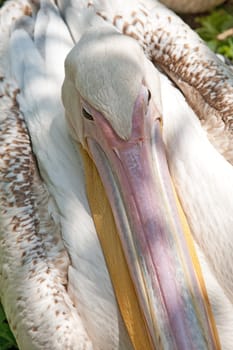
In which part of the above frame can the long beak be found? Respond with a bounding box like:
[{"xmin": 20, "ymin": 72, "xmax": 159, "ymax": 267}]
[{"xmin": 81, "ymin": 86, "xmax": 220, "ymax": 349}]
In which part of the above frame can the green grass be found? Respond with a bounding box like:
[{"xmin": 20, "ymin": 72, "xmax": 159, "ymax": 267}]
[
  {"xmin": 0, "ymin": 305, "xmax": 18, "ymax": 350},
  {"xmin": 196, "ymin": 7, "xmax": 233, "ymax": 60}
]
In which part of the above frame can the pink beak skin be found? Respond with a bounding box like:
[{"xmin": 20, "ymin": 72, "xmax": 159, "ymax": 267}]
[{"xmin": 81, "ymin": 85, "xmax": 218, "ymax": 349}]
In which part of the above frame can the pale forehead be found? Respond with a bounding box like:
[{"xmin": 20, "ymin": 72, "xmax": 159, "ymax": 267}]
[{"xmin": 65, "ymin": 26, "xmax": 145, "ymax": 139}]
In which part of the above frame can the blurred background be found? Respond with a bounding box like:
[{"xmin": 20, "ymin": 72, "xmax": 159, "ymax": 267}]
[{"xmin": 181, "ymin": 0, "xmax": 233, "ymax": 61}]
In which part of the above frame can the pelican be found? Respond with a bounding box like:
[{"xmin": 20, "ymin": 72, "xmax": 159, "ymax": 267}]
[
  {"xmin": 159, "ymin": 0, "xmax": 226, "ymax": 13},
  {"xmin": 1, "ymin": 0, "xmax": 233, "ymax": 349}
]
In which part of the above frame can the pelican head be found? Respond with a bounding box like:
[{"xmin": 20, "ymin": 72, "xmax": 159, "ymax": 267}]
[
  {"xmin": 62, "ymin": 26, "xmax": 220, "ymax": 349},
  {"xmin": 62, "ymin": 26, "xmax": 162, "ymax": 144}
]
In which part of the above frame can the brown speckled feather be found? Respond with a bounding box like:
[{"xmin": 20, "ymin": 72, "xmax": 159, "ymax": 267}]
[
  {"xmin": 0, "ymin": 2, "xmax": 93, "ymax": 348},
  {"xmin": 0, "ymin": 1, "xmax": 134, "ymax": 349},
  {"xmin": 95, "ymin": 1, "xmax": 233, "ymax": 163},
  {"xmin": 0, "ymin": 76, "xmax": 92, "ymax": 350}
]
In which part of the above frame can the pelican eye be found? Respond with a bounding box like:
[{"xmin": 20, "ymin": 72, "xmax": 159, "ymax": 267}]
[
  {"xmin": 147, "ymin": 89, "xmax": 151, "ymax": 104},
  {"xmin": 82, "ymin": 107, "xmax": 93, "ymax": 121}
]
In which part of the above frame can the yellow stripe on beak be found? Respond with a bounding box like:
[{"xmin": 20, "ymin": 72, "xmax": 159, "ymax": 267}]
[{"xmin": 80, "ymin": 147, "xmax": 154, "ymax": 350}]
